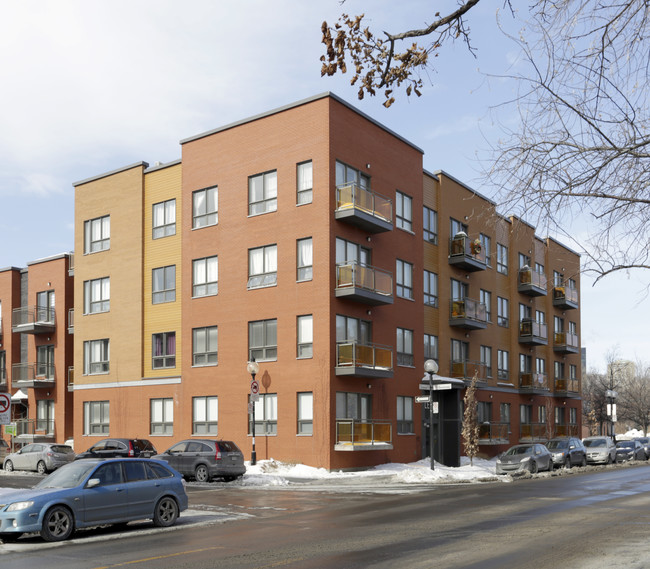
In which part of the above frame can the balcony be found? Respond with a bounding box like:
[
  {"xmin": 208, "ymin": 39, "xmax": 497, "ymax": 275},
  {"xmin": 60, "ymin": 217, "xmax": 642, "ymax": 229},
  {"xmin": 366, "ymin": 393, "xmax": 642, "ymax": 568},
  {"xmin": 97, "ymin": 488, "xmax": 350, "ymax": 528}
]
[
  {"xmin": 67, "ymin": 366, "xmax": 74, "ymax": 392},
  {"xmin": 335, "ymin": 342, "xmax": 393, "ymax": 378},
  {"xmin": 519, "ymin": 372, "xmax": 550, "ymax": 393},
  {"xmin": 335, "ymin": 419, "xmax": 393, "ymax": 450},
  {"xmin": 12, "ymin": 306, "xmax": 55, "ymax": 334},
  {"xmin": 448, "ymin": 233, "xmax": 487, "ymax": 271},
  {"xmin": 517, "ymin": 267, "xmax": 548, "ymax": 296},
  {"xmin": 335, "ymin": 262, "xmax": 393, "ymax": 305},
  {"xmin": 553, "ymin": 331, "xmax": 580, "ymax": 354},
  {"xmin": 13, "ymin": 418, "xmax": 55, "ymax": 442},
  {"xmin": 68, "ymin": 308, "xmax": 74, "ymax": 334},
  {"xmin": 520, "ymin": 423, "xmax": 548, "ymax": 442},
  {"xmin": 554, "ymin": 424, "xmax": 580, "ymax": 437},
  {"xmin": 518, "ymin": 318, "xmax": 548, "ymax": 345},
  {"xmin": 335, "ymin": 183, "xmax": 393, "ymax": 233},
  {"xmin": 449, "ymin": 298, "xmax": 488, "ymax": 330},
  {"xmin": 12, "ymin": 363, "xmax": 55, "ymax": 388},
  {"xmin": 450, "ymin": 359, "xmax": 486, "ymax": 380},
  {"xmin": 554, "ymin": 378, "xmax": 580, "ymax": 395},
  {"xmin": 478, "ymin": 422, "xmax": 510, "ymax": 444},
  {"xmin": 553, "ymin": 285, "xmax": 579, "ymax": 309}
]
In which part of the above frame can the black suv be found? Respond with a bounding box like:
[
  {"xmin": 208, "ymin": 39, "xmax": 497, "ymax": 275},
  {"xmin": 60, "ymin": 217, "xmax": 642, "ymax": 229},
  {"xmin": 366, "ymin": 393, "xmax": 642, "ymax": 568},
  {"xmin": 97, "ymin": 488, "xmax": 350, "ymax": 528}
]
[
  {"xmin": 545, "ymin": 437, "xmax": 587, "ymax": 468},
  {"xmin": 75, "ymin": 438, "xmax": 157, "ymax": 460}
]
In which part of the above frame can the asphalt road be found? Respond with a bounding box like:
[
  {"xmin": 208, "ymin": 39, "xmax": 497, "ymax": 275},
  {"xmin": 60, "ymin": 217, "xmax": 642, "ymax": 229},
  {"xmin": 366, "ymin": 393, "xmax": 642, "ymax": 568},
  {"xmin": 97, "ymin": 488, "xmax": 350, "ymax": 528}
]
[{"xmin": 2, "ymin": 464, "xmax": 650, "ymax": 568}]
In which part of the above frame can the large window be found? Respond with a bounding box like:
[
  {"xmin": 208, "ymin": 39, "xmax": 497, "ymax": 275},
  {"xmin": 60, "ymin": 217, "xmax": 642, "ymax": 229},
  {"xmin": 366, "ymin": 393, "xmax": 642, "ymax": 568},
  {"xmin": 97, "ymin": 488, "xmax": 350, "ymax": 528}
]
[
  {"xmin": 497, "ymin": 296, "xmax": 509, "ymax": 327},
  {"xmin": 248, "ymin": 245, "xmax": 277, "ymax": 289},
  {"xmin": 423, "ymin": 207, "xmax": 438, "ymax": 244},
  {"xmin": 152, "ymin": 265, "xmax": 176, "ymax": 304},
  {"xmin": 36, "ymin": 345, "xmax": 54, "ymax": 378},
  {"xmin": 152, "ymin": 199, "xmax": 176, "ymax": 239},
  {"xmin": 396, "ymin": 259, "xmax": 414, "ymax": 300},
  {"xmin": 500, "ymin": 403, "xmax": 511, "ymax": 425},
  {"xmin": 397, "ymin": 396, "xmax": 414, "ymax": 434},
  {"xmin": 336, "ymin": 237, "xmax": 370, "ymax": 265},
  {"xmin": 480, "ymin": 345, "xmax": 492, "ymax": 378},
  {"xmin": 84, "ymin": 277, "xmax": 110, "ymax": 314},
  {"xmin": 84, "ymin": 401, "xmax": 109, "ymax": 435},
  {"xmin": 396, "ymin": 328, "xmax": 414, "ymax": 367},
  {"xmin": 249, "ymin": 319, "xmax": 277, "ymax": 362},
  {"xmin": 336, "ymin": 160, "xmax": 370, "ymax": 188},
  {"xmin": 480, "ymin": 233, "xmax": 492, "ymax": 266},
  {"xmin": 497, "ymin": 350, "xmax": 509, "ymax": 380},
  {"xmin": 336, "ymin": 315, "xmax": 371, "ymax": 344},
  {"xmin": 249, "ymin": 170, "xmax": 277, "ymax": 216},
  {"xmin": 84, "ymin": 215, "xmax": 110, "ymax": 254},
  {"xmin": 193, "ymin": 396, "xmax": 218, "ymax": 435},
  {"xmin": 193, "ymin": 326, "xmax": 218, "ymax": 366},
  {"xmin": 297, "ymin": 392, "xmax": 313, "ymax": 435},
  {"xmin": 297, "ymin": 161, "xmax": 313, "ymax": 205},
  {"xmin": 193, "ymin": 186, "xmax": 218, "ymax": 228},
  {"xmin": 395, "ymin": 191, "xmax": 413, "ymax": 231},
  {"xmin": 297, "ymin": 238, "xmax": 313, "ymax": 281},
  {"xmin": 83, "ymin": 339, "xmax": 109, "ymax": 375},
  {"xmin": 250, "ymin": 393, "xmax": 277, "ymax": 435},
  {"xmin": 36, "ymin": 400, "xmax": 54, "ymax": 433},
  {"xmin": 480, "ymin": 289, "xmax": 491, "ymax": 321},
  {"xmin": 336, "ymin": 391, "xmax": 372, "ymax": 420},
  {"xmin": 477, "ymin": 401, "xmax": 492, "ymax": 424},
  {"xmin": 424, "ymin": 334, "xmax": 438, "ymax": 362},
  {"xmin": 496, "ymin": 243, "xmax": 508, "ymax": 274},
  {"xmin": 152, "ymin": 332, "xmax": 176, "ymax": 369},
  {"xmin": 424, "ymin": 270, "xmax": 438, "ymax": 307},
  {"xmin": 150, "ymin": 398, "xmax": 173, "ymax": 435},
  {"xmin": 193, "ymin": 256, "xmax": 218, "ymax": 297},
  {"xmin": 297, "ymin": 315, "xmax": 313, "ymax": 359}
]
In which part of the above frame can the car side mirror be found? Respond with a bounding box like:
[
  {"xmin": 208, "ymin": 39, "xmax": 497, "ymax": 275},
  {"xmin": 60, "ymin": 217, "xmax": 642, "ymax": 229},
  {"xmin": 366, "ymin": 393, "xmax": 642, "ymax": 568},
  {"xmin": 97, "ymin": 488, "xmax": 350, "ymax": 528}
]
[{"xmin": 87, "ymin": 478, "xmax": 100, "ymax": 488}]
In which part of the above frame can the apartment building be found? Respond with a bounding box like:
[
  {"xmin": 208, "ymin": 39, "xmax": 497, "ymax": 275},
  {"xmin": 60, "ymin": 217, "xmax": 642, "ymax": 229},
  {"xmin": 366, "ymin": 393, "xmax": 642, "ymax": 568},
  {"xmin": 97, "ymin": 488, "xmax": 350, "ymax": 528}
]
[{"xmin": 68, "ymin": 92, "xmax": 581, "ymax": 470}]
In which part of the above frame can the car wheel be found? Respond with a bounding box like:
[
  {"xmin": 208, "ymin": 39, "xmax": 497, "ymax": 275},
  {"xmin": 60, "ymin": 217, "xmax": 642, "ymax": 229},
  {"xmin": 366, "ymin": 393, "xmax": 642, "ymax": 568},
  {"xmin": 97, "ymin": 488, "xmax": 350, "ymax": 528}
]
[
  {"xmin": 0, "ymin": 532, "xmax": 23, "ymax": 543},
  {"xmin": 565, "ymin": 458, "xmax": 571, "ymax": 469},
  {"xmin": 194, "ymin": 464, "xmax": 210, "ymax": 483},
  {"xmin": 607, "ymin": 455, "xmax": 613, "ymax": 465},
  {"xmin": 4, "ymin": 460, "xmax": 14, "ymax": 472},
  {"xmin": 153, "ymin": 497, "xmax": 179, "ymax": 527},
  {"xmin": 37, "ymin": 460, "xmax": 48, "ymax": 475},
  {"xmin": 40, "ymin": 506, "xmax": 74, "ymax": 542},
  {"xmin": 529, "ymin": 461, "xmax": 538, "ymax": 474},
  {"xmin": 581, "ymin": 456, "xmax": 587, "ymax": 468}
]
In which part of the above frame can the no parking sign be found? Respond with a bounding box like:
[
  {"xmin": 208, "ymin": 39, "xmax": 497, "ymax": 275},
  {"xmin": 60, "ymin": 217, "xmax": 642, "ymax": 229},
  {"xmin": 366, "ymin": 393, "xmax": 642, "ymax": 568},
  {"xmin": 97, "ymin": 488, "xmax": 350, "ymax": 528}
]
[{"xmin": 0, "ymin": 392, "xmax": 10, "ymax": 424}]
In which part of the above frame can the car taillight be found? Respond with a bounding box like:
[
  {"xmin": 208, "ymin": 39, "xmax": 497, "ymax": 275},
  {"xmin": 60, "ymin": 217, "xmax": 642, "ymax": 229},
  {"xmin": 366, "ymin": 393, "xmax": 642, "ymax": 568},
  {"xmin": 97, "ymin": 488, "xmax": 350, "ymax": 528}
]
[
  {"xmin": 128, "ymin": 441, "xmax": 135, "ymax": 457},
  {"xmin": 216, "ymin": 450, "xmax": 222, "ymax": 461}
]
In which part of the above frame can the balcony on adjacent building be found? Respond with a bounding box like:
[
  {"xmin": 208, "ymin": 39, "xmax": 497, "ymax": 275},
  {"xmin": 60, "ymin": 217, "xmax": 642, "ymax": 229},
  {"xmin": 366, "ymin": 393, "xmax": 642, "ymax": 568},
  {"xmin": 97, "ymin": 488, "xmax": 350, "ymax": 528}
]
[
  {"xmin": 13, "ymin": 418, "xmax": 55, "ymax": 443},
  {"xmin": 12, "ymin": 363, "xmax": 55, "ymax": 388},
  {"xmin": 553, "ymin": 331, "xmax": 580, "ymax": 354},
  {"xmin": 520, "ymin": 422, "xmax": 548, "ymax": 442},
  {"xmin": 478, "ymin": 422, "xmax": 510, "ymax": 444},
  {"xmin": 449, "ymin": 298, "xmax": 488, "ymax": 329},
  {"xmin": 12, "ymin": 306, "xmax": 56, "ymax": 334},
  {"xmin": 450, "ymin": 359, "xmax": 486, "ymax": 380},
  {"xmin": 553, "ymin": 284, "xmax": 579, "ymax": 309},
  {"xmin": 518, "ymin": 318, "xmax": 548, "ymax": 345},
  {"xmin": 68, "ymin": 308, "xmax": 74, "ymax": 334},
  {"xmin": 335, "ymin": 342, "xmax": 393, "ymax": 378},
  {"xmin": 335, "ymin": 262, "xmax": 394, "ymax": 305},
  {"xmin": 335, "ymin": 183, "xmax": 393, "ymax": 233},
  {"xmin": 519, "ymin": 372, "xmax": 550, "ymax": 393},
  {"xmin": 517, "ymin": 267, "xmax": 548, "ymax": 296},
  {"xmin": 448, "ymin": 232, "xmax": 487, "ymax": 271},
  {"xmin": 67, "ymin": 366, "xmax": 74, "ymax": 392},
  {"xmin": 554, "ymin": 377, "xmax": 580, "ymax": 395},
  {"xmin": 335, "ymin": 419, "xmax": 393, "ymax": 450}
]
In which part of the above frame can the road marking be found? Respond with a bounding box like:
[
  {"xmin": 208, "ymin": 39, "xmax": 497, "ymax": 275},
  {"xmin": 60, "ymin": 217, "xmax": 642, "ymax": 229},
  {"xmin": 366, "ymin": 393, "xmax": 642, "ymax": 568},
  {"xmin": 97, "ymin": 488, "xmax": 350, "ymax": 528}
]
[{"xmin": 92, "ymin": 546, "xmax": 224, "ymax": 569}]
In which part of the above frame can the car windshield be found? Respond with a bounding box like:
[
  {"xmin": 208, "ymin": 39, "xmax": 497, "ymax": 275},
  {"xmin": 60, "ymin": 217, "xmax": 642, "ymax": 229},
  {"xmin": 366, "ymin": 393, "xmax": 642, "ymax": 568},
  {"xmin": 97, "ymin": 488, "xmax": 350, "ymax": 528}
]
[
  {"xmin": 504, "ymin": 446, "xmax": 532, "ymax": 456},
  {"xmin": 584, "ymin": 439, "xmax": 605, "ymax": 448},
  {"xmin": 546, "ymin": 440, "xmax": 568, "ymax": 449},
  {"xmin": 617, "ymin": 442, "xmax": 634, "ymax": 448},
  {"xmin": 34, "ymin": 461, "xmax": 97, "ymax": 489}
]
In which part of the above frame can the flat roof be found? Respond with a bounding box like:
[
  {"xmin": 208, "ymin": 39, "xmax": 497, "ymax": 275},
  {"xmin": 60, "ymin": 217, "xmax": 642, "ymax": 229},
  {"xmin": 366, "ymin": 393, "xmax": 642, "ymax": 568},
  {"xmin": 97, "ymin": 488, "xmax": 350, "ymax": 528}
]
[{"xmin": 73, "ymin": 161, "xmax": 149, "ymax": 187}]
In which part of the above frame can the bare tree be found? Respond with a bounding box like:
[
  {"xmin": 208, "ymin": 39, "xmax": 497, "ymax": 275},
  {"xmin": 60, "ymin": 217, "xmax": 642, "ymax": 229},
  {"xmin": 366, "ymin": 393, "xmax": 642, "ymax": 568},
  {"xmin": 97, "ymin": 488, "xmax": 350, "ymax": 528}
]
[
  {"xmin": 581, "ymin": 369, "xmax": 610, "ymax": 436},
  {"xmin": 616, "ymin": 360, "xmax": 650, "ymax": 434},
  {"xmin": 462, "ymin": 372, "xmax": 480, "ymax": 465}
]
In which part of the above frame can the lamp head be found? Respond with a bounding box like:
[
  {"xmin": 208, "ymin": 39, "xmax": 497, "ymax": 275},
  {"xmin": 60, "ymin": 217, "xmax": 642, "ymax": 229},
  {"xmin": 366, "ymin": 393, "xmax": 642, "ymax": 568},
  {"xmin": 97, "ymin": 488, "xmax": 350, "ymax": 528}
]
[
  {"xmin": 424, "ymin": 359, "xmax": 439, "ymax": 374},
  {"xmin": 247, "ymin": 360, "xmax": 259, "ymax": 376}
]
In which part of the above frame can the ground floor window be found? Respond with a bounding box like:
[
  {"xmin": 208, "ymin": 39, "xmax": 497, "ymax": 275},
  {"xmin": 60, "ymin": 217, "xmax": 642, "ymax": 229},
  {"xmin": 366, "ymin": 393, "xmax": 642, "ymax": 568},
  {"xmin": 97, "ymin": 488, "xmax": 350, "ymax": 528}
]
[
  {"xmin": 297, "ymin": 392, "xmax": 313, "ymax": 435},
  {"xmin": 150, "ymin": 398, "xmax": 173, "ymax": 435},
  {"xmin": 84, "ymin": 400, "xmax": 109, "ymax": 435},
  {"xmin": 397, "ymin": 396, "xmax": 414, "ymax": 434},
  {"xmin": 336, "ymin": 392, "xmax": 372, "ymax": 420},
  {"xmin": 250, "ymin": 393, "xmax": 277, "ymax": 435},
  {"xmin": 36, "ymin": 399, "xmax": 54, "ymax": 433},
  {"xmin": 193, "ymin": 396, "xmax": 218, "ymax": 435}
]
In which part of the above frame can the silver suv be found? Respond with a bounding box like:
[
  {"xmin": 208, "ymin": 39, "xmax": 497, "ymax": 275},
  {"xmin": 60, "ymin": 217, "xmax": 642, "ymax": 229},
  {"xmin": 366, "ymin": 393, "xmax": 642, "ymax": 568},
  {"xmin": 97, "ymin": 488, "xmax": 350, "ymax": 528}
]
[
  {"xmin": 154, "ymin": 439, "xmax": 246, "ymax": 482},
  {"xmin": 583, "ymin": 436, "xmax": 617, "ymax": 464}
]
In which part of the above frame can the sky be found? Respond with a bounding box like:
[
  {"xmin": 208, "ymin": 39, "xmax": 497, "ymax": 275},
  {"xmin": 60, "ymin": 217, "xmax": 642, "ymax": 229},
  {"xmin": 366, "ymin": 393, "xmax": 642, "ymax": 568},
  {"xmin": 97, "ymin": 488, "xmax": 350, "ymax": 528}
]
[{"xmin": 0, "ymin": 0, "xmax": 647, "ymax": 373}]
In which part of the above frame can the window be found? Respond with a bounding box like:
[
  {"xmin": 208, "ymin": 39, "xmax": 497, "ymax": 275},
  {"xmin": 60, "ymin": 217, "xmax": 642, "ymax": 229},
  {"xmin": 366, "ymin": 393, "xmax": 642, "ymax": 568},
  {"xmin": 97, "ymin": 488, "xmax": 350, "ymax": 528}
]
[
  {"xmin": 84, "ymin": 277, "xmax": 110, "ymax": 314},
  {"xmin": 539, "ymin": 405, "xmax": 547, "ymax": 424},
  {"xmin": 396, "ymin": 328, "xmax": 414, "ymax": 367},
  {"xmin": 193, "ymin": 326, "xmax": 218, "ymax": 366},
  {"xmin": 497, "ymin": 350, "xmax": 509, "ymax": 380},
  {"xmin": 336, "ymin": 392, "xmax": 372, "ymax": 420},
  {"xmin": 336, "ymin": 160, "xmax": 370, "ymax": 188},
  {"xmin": 249, "ymin": 170, "xmax": 277, "ymax": 216},
  {"xmin": 249, "ymin": 319, "xmax": 277, "ymax": 361},
  {"xmin": 84, "ymin": 215, "xmax": 110, "ymax": 253},
  {"xmin": 151, "ymin": 398, "xmax": 173, "ymax": 435},
  {"xmin": 536, "ymin": 357, "xmax": 546, "ymax": 375},
  {"xmin": 450, "ymin": 218, "xmax": 468, "ymax": 237},
  {"xmin": 336, "ymin": 315, "xmax": 371, "ymax": 344},
  {"xmin": 297, "ymin": 238, "xmax": 313, "ymax": 281},
  {"xmin": 500, "ymin": 403, "xmax": 511, "ymax": 425},
  {"xmin": 84, "ymin": 401, "xmax": 109, "ymax": 435},
  {"xmin": 297, "ymin": 315, "xmax": 313, "ymax": 358},
  {"xmin": 297, "ymin": 161, "xmax": 313, "ymax": 205},
  {"xmin": 568, "ymin": 277, "xmax": 577, "ymax": 290},
  {"xmin": 397, "ymin": 396, "xmax": 414, "ymax": 434},
  {"xmin": 423, "ymin": 207, "xmax": 438, "ymax": 244},
  {"xmin": 36, "ymin": 345, "xmax": 54, "ymax": 378},
  {"xmin": 396, "ymin": 259, "xmax": 414, "ymax": 299},
  {"xmin": 193, "ymin": 396, "xmax": 218, "ymax": 435},
  {"xmin": 36, "ymin": 290, "xmax": 55, "ymax": 322},
  {"xmin": 336, "ymin": 237, "xmax": 370, "ymax": 265},
  {"xmin": 193, "ymin": 186, "xmax": 218, "ymax": 228},
  {"xmin": 395, "ymin": 191, "xmax": 413, "ymax": 231},
  {"xmin": 555, "ymin": 361, "xmax": 565, "ymax": 379},
  {"xmin": 480, "ymin": 234, "xmax": 491, "ymax": 265},
  {"xmin": 497, "ymin": 297, "xmax": 509, "ymax": 327},
  {"xmin": 536, "ymin": 310, "xmax": 546, "ymax": 326},
  {"xmin": 152, "ymin": 199, "xmax": 176, "ymax": 239},
  {"xmin": 480, "ymin": 290, "xmax": 491, "ymax": 321},
  {"xmin": 424, "ymin": 334, "xmax": 438, "ymax": 362},
  {"xmin": 520, "ymin": 303, "xmax": 532, "ymax": 321},
  {"xmin": 0, "ymin": 350, "xmax": 5, "ymax": 382},
  {"xmin": 496, "ymin": 243, "xmax": 508, "ymax": 274},
  {"xmin": 250, "ymin": 393, "xmax": 277, "ymax": 435},
  {"xmin": 535, "ymin": 262, "xmax": 545, "ymax": 275},
  {"xmin": 520, "ymin": 354, "xmax": 532, "ymax": 373},
  {"xmin": 152, "ymin": 332, "xmax": 176, "ymax": 369},
  {"xmin": 570, "ymin": 364, "xmax": 577, "ymax": 380},
  {"xmin": 480, "ymin": 346, "xmax": 492, "ymax": 378},
  {"xmin": 193, "ymin": 256, "xmax": 218, "ymax": 297},
  {"xmin": 152, "ymin": 265, "xmax": 176, "ymax": 304},
  {"xmin": 520, "ymin": 404, "xmax": 532, "ymax": 424},
  {"xmin": 554, "ymin": 316, "xmax": 564, "ymax": 334},
  {"xmin": 555, "ymin": 407, "xmax": 565, "ymax": 425},
  {"xmin": 554, "ymin": 270, "xmax": 564, "ymax": 286},
  {"xmin": 518, "ymin": 253, "xmax": 531, "ymax": 268},
  {"xmin": 83, "ymin": 339, "xmax": 109, "ymax": 375},
  {"xmin": 248, "ymin": 245, "xmax": 277, "ymax": 289},
  {"xmin": 297, "ymin": 392, "xmax": 313, "ymax": 435},
  {"xmin": 451, "ymin": 278, "xmax": 468, "ymax": 301},
  {"xmin": 477, "ymin": 401, "xmax": 492, "ymax": 424},
  {"xmin": 424, "ymin": 270, "xmax": 438, "ymax": 307},
  {"xmin": 569, "ymin": 407, "xmax": 577, "ymax": 424},
  {"xmin": 36, "ymin": 400, "xmax": 54, "ymax": 433},
  {"xmin": 569, "ymin": 321, "xmax": 577, "ymax": 336}
]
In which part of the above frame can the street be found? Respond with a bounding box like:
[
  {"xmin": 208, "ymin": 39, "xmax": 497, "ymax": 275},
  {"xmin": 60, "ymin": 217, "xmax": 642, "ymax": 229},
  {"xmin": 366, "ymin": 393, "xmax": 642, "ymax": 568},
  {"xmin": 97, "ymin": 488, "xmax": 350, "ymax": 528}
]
[{"xmin": 2, "ymin": 464, "xmax": 650, "ymax": 568}]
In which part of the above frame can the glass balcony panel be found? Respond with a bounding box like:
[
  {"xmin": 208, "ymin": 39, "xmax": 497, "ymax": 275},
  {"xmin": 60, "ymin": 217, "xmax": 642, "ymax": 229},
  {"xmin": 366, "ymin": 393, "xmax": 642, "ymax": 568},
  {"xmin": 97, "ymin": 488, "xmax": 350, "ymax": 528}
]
[{"xmin": 335, "ymin": 183, "xmax": 393, "ymax": 232}]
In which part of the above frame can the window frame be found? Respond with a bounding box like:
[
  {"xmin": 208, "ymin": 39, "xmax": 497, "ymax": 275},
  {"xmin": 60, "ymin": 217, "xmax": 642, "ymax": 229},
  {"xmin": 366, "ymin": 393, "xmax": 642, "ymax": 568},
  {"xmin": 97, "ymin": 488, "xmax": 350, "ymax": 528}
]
[
  {"xmin": 83, "ymin": 400, "xmax": 110, "ymax": 435},
  {"xmin": 248, "ymin": 244, "xmax": 278, "ymax": 289},
  {"xmin": 396, "ymin": 327, "xmax": 414, "ymax": 367},
  {"xmin": 423, "ymin": 206, "xmax": 438, "ymax": 244},
  {"xmin": 192, "ymin": 326, "xmax": 218, "ymax": 367},
  {"xmin": 497, "ymin": 296, "xmax": 509, "ymax": 327},
  {"xmin": 83, "ymin": 339, "xmax": 109, "ymax": 375},
  {"xmin": 152, "ymin": 332, "xmax": 176, "ymax": 369},
  {"xmin": 192, "ymin": 186, "xmax": 218, "ymax": 229},
  {"xmin": 193, "ymin": 396, "xmax": 218, "ymax": 435},
  {"xmin": 424, "ymin": 270, "xmax": 438, "ymax": 307},
  {"xmin": 396, "ymin": 259, "xmax": 414, "ymax": 300},
  {"xmin": 248, "ymin": 170, "xmax": 278, "ymax": 216},
  {"xmin": 152, "ymin": 199, "xmax": 176, "ymax": 239},
  {"xmin": 496, "ymin": 243, "xmax": 508, "ymax": 274},
  {"xmin": 152, "ymin": 265, "xmax": 176, "ymax": 304},
  {"xmin": 192, "ymin": 255, "xmax": 219, "ymax": 298},
  {"xmin": 397, "ymin": 396, "xmax": 414, "ymax": 434},
  {"xmin": 249, "ymin": 319, "xmax": 278, "ymax": 362},
  {"xmin": 150, "ymin": 398, "xmax": 173, "ymax": 436},
  {"xmin": 497, "ymin": 349, "xmax": 509, "ymax": 381},
  {"xmin": 250, "ymin": 393, "xmax": 278, "ymax": 435},
  {"xmin": 296, "ymin": 161, "xmax": 313, "ymax": 205},
  {"xmin": 424, "ymin": 334, "xmax": 438, "ymax": 363},
  {"xmin": 297, "ymin": 315, "xmax": 313, "ymax": 359},
  {"xmin": 84, "ymin": 215, "xmax": 110, "ymax": 254},
  {"xmin": 297, "ymin": 392, "xmax": 313, "ymax": 435},
  {"xmin": 297, "ymin": 238, "xmax": 313, "ymax": 282},
  {"xmin": 83, "ymin": 277, "xmax": 110, "ymax": 314},
  {"xmin": 395, "ymin": 191, "xmax": 413, "ymax": 232}
]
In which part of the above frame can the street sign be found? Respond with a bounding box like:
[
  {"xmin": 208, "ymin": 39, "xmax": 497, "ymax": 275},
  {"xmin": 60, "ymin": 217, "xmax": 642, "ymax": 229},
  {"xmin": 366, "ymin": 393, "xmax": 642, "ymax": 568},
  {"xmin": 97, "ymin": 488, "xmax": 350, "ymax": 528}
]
[
  {"xmin": 250, "ymin": 393, "xmax": 260, "ymax": 403},
  {"xmin": 432, "ymin": 383, "xmax": 452, "ymax": 391},
  {"xmin": 0, "ymin": 393, "xmax": 10, "ymax": 424},
  {"xmin": 415, "ymin": 395, "xmax": 430, "ymax": 403},
  {"xmin": 250, "ymin": 380, "xmax": 260, "ymax": 395},
  {"xmin": 4, "ymin": 423, "xmax": 16, "ymax": 436}
]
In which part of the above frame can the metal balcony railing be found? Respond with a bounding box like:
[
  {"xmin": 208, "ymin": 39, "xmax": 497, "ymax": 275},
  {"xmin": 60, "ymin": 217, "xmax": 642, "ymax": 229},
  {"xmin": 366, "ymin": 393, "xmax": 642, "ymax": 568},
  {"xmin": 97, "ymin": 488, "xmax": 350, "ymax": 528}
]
[
  {"xmin": 450, "ymin": 359, "xmax": 486, "ymax": 380},
  {"xmin": 448, "ymin": 234, "xmax": 487, "ymax": 271},
  {"xmin": 519, "ymin": 318, "xmax": 548, "ymax": 344},
  {"xmin": 520, "ymin": 423, "xmax": 548, "ymax": 441},
  {"xmin": 450, "ymin": 298, "xmax": 488, "ymax": 329},
  {"xmin": 12, "ymin": 363, "xmax": 55, "ymax": 385},
  {"xmin": 335, "ymin": 182, "xmax": 393, "ymax": 228},
  {"xmin": 335, "ymin": 262, "xmax": 393, "ymax": 305},
  {"xmin": 519, "ymin": 372, "xmax": 549, "ymax": 391},
  {"xmin": 517, "ymin": 267, "xmax": 548, "ymax": 296},
  {"xmin": 335, "ymin": 419, "xmax": 392, "ymax": 448},
  {"xmin": 11, "ymin": 305, "xmax": 56, "ymax": 333},
  {"xmin": 478, "ymin": 422, "xmax": 510, "ymax": 443},
  {"xmin": 336, "ymin": 342, "xmax": 393, "ymax": 377},
  {"xmin": 553, "ymin": 285, "xmax": 579, "ymax": 308},
  {"xmin": 554, "ymin": 378, "xmax": 580, "ymax": 393},
  {"xmin": 14, "ymin": 418, "xmax": 55, "ymax": 438}
]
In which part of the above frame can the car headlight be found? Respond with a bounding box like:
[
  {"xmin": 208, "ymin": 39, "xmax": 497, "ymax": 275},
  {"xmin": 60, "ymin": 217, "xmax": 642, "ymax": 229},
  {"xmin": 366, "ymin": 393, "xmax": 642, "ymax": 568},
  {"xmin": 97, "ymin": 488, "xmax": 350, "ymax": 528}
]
[
  {"xmin": 520, "ymin": 457, "xmax": 531, "ymax": 463},
  {"xmin": 6, "ymin": 501, "xmax": 34, "ymax": 512}
]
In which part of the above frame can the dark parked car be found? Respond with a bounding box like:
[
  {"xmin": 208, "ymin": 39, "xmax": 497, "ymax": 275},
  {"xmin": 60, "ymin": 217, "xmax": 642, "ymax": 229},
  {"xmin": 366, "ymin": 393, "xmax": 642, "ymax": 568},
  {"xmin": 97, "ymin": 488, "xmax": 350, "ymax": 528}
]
[
  {"xmin": 545, "ymin": 437, "xmax": 587, "ymax": 468},
  {"xmin": 615, "ymin": 440, "xmax": 646, "ymax": 462},
  {"xmin": 75, "ymin": 439, "xmax": 156, "ymax": 460},
  {"xmin": 495, "ymin": 444, "xmax": 554, "ymax": 475},
  {"xmin": 154, "ymin": 439, "xmax": 246, "ymax": 482},
  {"xmin": 0, "ymin": 458, "xmax": 187, "ymax": 542},
  {"xmin": 583, "ymin": 436, "xmax": 617, "ymax": 465},
  {"xmin": 3, "ymin": 443, "xmax": 75, "ymax": 474},
  {"xmin": 633, "ymin": 437, "xmax": 650, "ymax": 459}
]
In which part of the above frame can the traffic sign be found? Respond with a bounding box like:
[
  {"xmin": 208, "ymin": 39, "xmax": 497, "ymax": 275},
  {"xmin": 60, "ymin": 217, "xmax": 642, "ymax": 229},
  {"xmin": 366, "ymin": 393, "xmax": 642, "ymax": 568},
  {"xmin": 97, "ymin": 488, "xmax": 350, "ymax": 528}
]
[
  {"xmin": 0, "ymin": 393, "xmax": 10, "ymax": 424},
  {"xmin": 415, "ymin": 395, "xmax": 430, "ymax": 403},
  {"xmin": 250, "ymin": 380, "xmax": 260, "ymax": 395}
]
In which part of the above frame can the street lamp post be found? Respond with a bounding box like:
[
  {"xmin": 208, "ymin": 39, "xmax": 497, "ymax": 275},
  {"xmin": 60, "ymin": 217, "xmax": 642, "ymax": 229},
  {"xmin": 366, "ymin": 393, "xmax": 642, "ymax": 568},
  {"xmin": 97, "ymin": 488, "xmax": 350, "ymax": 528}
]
[
  {"xmin": 424, "ymin": 359, "xmax": 439, "ymax": 470},
  {"xmin": 247, "ymin": 358, "xmax": 260, "ymax": 466}
]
